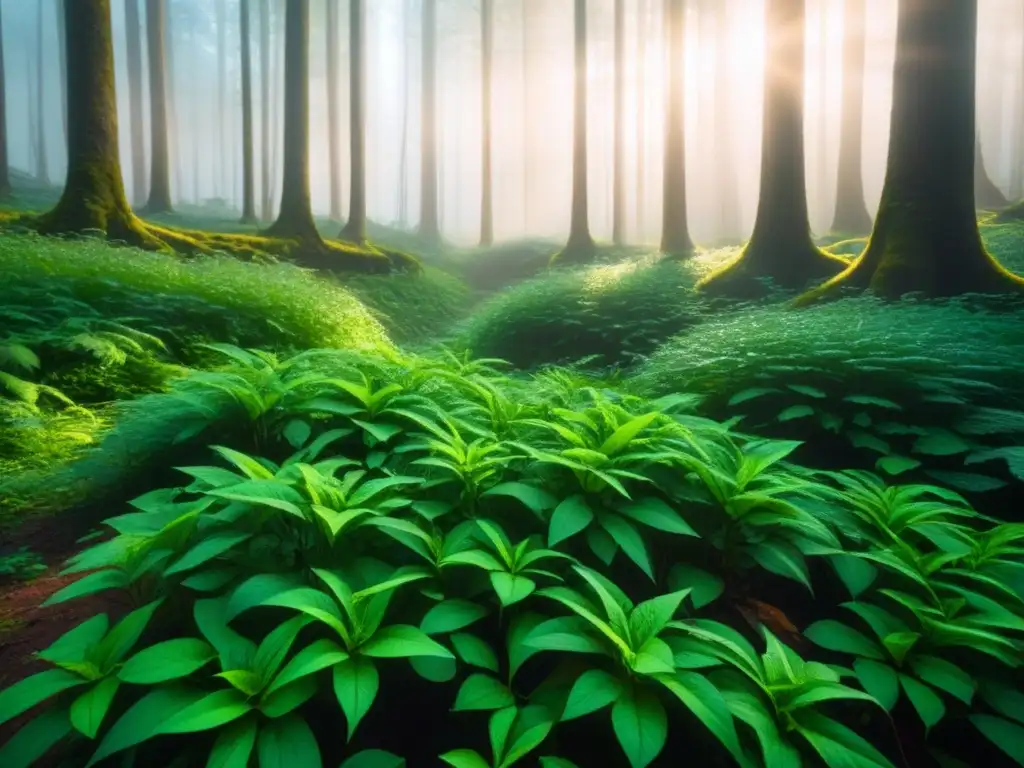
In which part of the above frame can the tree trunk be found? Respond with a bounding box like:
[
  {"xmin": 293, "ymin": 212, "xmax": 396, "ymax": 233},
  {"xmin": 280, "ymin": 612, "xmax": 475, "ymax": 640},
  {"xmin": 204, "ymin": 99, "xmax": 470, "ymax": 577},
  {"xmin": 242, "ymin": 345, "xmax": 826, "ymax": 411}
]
[
  {"xmin": 35, "ymin": 1, "xmax": 49, "ymax": 183},
  {"xmin": 636, "ymin": 0, "xmax": 647, "ymax": 242},
  {"xmin": 521, "ymin": 0, "xmax": 530, "ymax": 232},
  {"xmin": 125, "ymin": 0, "xmax": 147, "ymax": 205},
  {"xmin": 700, "ymin": 0, "xmax": 844, "ymax": 294},
  {"xmin": 216, "ymin": 0, "xmax": 227, "ymax": 200},
  {"xmin": 265, "ymin": 0, "xmax": 321, "ymax": 242},
  {"xmin": 144, "ymin": 0, "xmax": 173, "ymax": 213},
  {"xmin": 398, "ymin": 0, "xmax": 411, "ymax": 227},
  {"xmin": 240, "ymin": 0, "xmax": 257, "ymax": 222},
  {"xmin": 56, "ymin": 0, "xmax": 67, "ymax": 143},
  {"xmin": 38, "ymin": 0, "xmax": 150, "ymax": 243},
  {"xmin": 800, "ymin": 0, "xmax": 1023, "ymax": 301},
  {"xmin": 189, "ymin": 19, "xmax": 200, "ymax": 203},
  {"xmin": 830, "ymin": 0, "xmax": 872, "ymax": 233},
  {"xmin": 165, "ymin": 2, "xmax": 181, "ymax": 205},
  {"xmin": 419, "ymin": 0, "xmax": 440, "ymax": 243},
  {"xmin": 0, "ymin": 3, "xmax": 9, "ymax": 198},
  {"xmin": 269, "ymin": 1, "xmax": 283, "ymax": 219},
  {"xmin": 611, "ymin": 0, "xmax": 624, "ymax": 245},
  {"xmin": 660, "ymin": 0, "xmax": 692, "ymax": 255},
  {"xmin": 975, "ymin": 134, "xmax": 1008, "ymax": 210},
  {"xmin": 479, "ymin": 0, "xmax": 494, "ymax": 246},
  {"xmin": 559, "ymin": 0, "xmax": 595, "ymax": 262},
  {"xmin": 340, "ymin": 0, "xmax": 367, "ymax": 243},
  {"xmin": 326, "ymin": 0, "xmax": 343, "ymax": 222},
  {"xmin": 713, "ymin": 0, "xmax": 741, "ymax": 243},
  {"xmin": 259, "ymin": 0, "xmax": 272, "ymax": 220}
]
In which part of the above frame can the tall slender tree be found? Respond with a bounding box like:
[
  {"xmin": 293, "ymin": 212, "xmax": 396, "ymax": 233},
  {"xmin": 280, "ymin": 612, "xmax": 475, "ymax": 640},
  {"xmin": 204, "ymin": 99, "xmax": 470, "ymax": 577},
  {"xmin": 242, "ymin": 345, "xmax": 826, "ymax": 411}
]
[
  {"xmin": 831, "ymin": 0, "xmax": 872, "ymax": 233},
  {"xmin": 265, "ymin": 0, "xmax": 320, "ymax": 242},
  {"xmin": 216, "ymin": 0, "xmax": 227, "ymax": 199},
  {"xmin": 143, "ymin": 0, "xmax": 173, "ymax": 213},
  {"xmin": 398, "ymin": 0, "xmax": 411, "ymax": 226},
  {"xmin": 635, "ymin": 0, "xmax": 648, "ymax": 241},
  {"xmin": 125, "ymin": 0, "xmax": 147, "ymax": 205},
  {"xmin": 520, "ymin": 0, "xmax": 531, "ymax": 231},
  {"xmin": 558, "ymin": 0, "xmax": 595, "ymax": 263},
  {"xmin": 612, "ymin": 0, "xmax": 625, "ymax": 245},
  {"xmin": 259, "ymin": 0, "xmax": 272, "ymax": 220},
  {"xmin": 700, "ymin": 0, "xmax": 844, "ymax": 294},
  {"xmin": 975, "ymin": 134, "xmax": 1009, "ymax": 210},
  {"xmin": 56, "ymin": 0, "xmax": 67, "ymax": 142},
  {"xmin": 479, "ymin": 0, "xmax": 494, "ymax": 246},
  {"xmin": 801, "ymin": 0, "xmax": 1024, "ymax": 300},
  {"xmin": 661, "ymin": 0, "xmax": 692, "ymax": 255},
  {"xmin": 713, "ymin": 0, "xmax": 741, "ymax": 243},
  {"xmin": 35, "ymin": 1, "xmax": 49, "ymax": 183},
  {"xmin": 326, "ymin": 0, "xmax": 343, "ymax": 222},
  {"xmin": 239, "ymin": 0, "xmax": 257, "ymax": 222},
  {"xmin": 0, "ymin": 2, "xmax": 9, "ymax": 199},
  {"xmin": 419, "ymin": 0, "xmax": 440, "ymax": 243},
  {"xmin": 340, "ymin": 0, "xmax": 366, "ymax": 243}
]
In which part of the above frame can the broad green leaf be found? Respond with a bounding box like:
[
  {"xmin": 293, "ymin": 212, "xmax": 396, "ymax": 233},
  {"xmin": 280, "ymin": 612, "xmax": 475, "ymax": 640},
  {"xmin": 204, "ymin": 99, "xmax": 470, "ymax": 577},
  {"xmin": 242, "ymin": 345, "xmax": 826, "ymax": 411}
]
[
  {"xmin": 92, "ymin": 599, "xmax": 163, "ymax": 671},
  {"xmin": 208, "ymin": 717, "xmax": 258, "ymax": 768},
  {"xmin": 257, "ymin": 587, "xmax": 348, "ymax": 642},
  {"xmin": 804, "ymin": 621, "xmax": 884, "ymax": 660},
  {"xmin": 629, "ymin": 591, "xmax": 690, "ymax": 649},
  {"xmin": 259, "ymin": 676, "xmax": 319, "ymax": 718},
  {"xmin": 257, "ymin": 713, "xmax": 321, "ymax": 767},
  {"xmin": 548, "ymin": 495, "xmax": 594, "ymax": 547},
  {"xmin": 159, "ymin": 689, "xmax": 253, "ymax": 734},
  {"xmin": 0, "ymin": 669, "xmax": 86, "ymax": 727},
  {"xmin": 599, "ymin": 412, "xmax": 659, "ymax": 456},
  {"xmin": 451, "ymin": 633, "xmax": 499, "ymax": 673},
  {"xmin": 253, "ymin": 615, "xmax": 313, "ymax": 688},
  {"xmin": 728, "ymin": 387, "xmax": 780, "ymax": 406},
  {"xmin": 340, "ymin": 750, "xmax": 407, "ymax": 768},
  {"xmin": 875, "ymin": 455, "xmax": 921, "ymax": 476},
  {"xmin": 720, "ymin": 686, "xmax": 801, "ymax": 768},
  {"xmin": 489, "ymin": 705, "xmax": 517, "ymax": 764},
  {"xmin": 507, "ymin": 613, "xmax": 547, "ymax": 681},
  {"xmin": 539, "ymin": 759, "xmax": 580, "ymax": 768},
  {"xmin": 980, "ymin": 681, "xmax": 1024, "ymax": 725},
  {"xmin": 912, "ymin": 429, "xmax": 971, "ymax": 457},
  {"xmin": 831, "ymin": 557, "xmax": 878, "ymax": 599},
  {"xmin": 421, "ymin": 600, "xmax": 489, "ymax": 635},
  {"xmin": 611, "ymin": 684, "xmax": 667, "ymax": 768},
  {"xmin": 165, "ymin": 532, "xmax": 252, "ymax": 576},
  {"xmin": 410, "ymin": 655, "xmax": 458, "ymax": 683},
  {"xmin": 900, "ymin": 675, "xmax": 945, "ymax": 731},
  {"xmin": 777, "ymin": 405, "xmax": 815, "ymax": 422},
  {"xmin": 499, "ymin": 707, "xmax": 554, "ymax": 767},
  {"xmin": 908, "ymin": 656, "xmax": 974, "ymax": 704},
  {"xmin": 490, "ymin": 572, "xmax": 536, "ymax": 607},
  {"xmin": 795, "ymin": 710, "xmax": 895, "ymax": 768},
  {"xmin": 598, "ymin": 514, "xmax": 654, "ymax": 580},
  {"xmin": 118, "ymin": 638, "xmax": 216, "ymax": 684},
  {"xmin": 439, "ymin": 749, "xmax": 490, "ymax": 768},
  {"xmin": 42, "ymin": 569, "xmax": 127, "ymax": 607},
  {"xmin": 334, "ymin": 656, "xmax": 379, "ymax": 741},
  {"xmin": 750, "ymin": 542, "xmax": 812, "ymax": 592},
  {"xmin": 881, "ymin": 632, "xmax": 921, "ymax": 664},
  {"xmin": 843, "ymin": 395, "xmax": 902, "ymax": 410},
  {"xmin": 617, "ymin": 497, "xmax": 698, "ymax": 536},
  {"xmin": 853, "ymin": 659, "xmax": 899, "ymax": 711},
  {"xmin": 211, "ymin": 446, "xmax": 274, "ymax": 479},
  {"xmin": 37, "ymin": 615, "xmax": 110, "ymax": 665},
  {"xmin": 666, "ymin": 564, "xmax": 724, "ymax": 610},
  {"xmin": 70, "ymin": 676, "xmax": 121, "ymax": 738},
  {"xmin": 655, "ymin": 671, "xmax": 745, "ymax": 763},
  {"xmin": 482, "ymin": 482, "xmax": 557, "ymax": 513},
  {"xmin": 453, "ymin": 674, "xmax": 516, "ymax": 711},
  {"xmin": 971, "ymin": 715, "xmax": 1024, "ymax": 766},
  {"xmin": 360, "ymin": 625, "xmax": 454, "ymax": 659},
  {"xmin": 209, "ymin": 480, "xmax": 305, "ymax": 518},
  {"xmin": 561, "ymin": 669, "xmax": 623, "ymax": 721},
  {"xmin": 0, "ymin": 707, "xmax": 73, "ymax": 768},
  {"xmin": 523, "ymin": 616, "xmax": 607, "ymax": 656}
]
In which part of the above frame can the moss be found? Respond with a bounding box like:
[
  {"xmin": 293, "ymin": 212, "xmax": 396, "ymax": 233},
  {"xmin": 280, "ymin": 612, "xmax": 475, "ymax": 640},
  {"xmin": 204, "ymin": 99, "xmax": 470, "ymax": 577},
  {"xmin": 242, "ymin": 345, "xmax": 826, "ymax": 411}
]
[{"xmin": 696, "ymin": 240, "xmax": 849, "ymax": 299}]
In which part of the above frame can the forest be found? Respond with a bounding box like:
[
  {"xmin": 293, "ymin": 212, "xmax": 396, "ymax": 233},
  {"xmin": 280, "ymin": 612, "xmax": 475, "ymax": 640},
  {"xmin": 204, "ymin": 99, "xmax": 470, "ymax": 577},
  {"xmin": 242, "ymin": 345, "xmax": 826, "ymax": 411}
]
[{"xmin": 1, "ymin": 0, "xmax": 1024, "ymax": 766}]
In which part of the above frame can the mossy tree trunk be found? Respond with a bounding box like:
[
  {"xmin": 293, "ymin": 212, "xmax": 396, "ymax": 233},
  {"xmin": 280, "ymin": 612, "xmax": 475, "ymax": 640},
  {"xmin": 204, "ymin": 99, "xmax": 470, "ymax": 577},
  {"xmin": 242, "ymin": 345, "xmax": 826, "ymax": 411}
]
[
  {"xmin": 559, "ymin": 0, "xmax": 596, "ymax": 263},
  {"xmin": 326, "ymin": 0, "xmax": 343, "ymax": 223},
  {"xmin": 239, "ymin": 0, "xmax": 257, "ymax": 223},
  {"xmin": 479, "ymin": 0, "xmax": 494, "ymax": 247},
  {"xmin": 419, "ymin": 0, "xmax": 441, "ymax": 243},
  {"xmin": 340, "ymin": 0, "xmax": 367, "ymax": 244},
  {"xmin": 830, "ymin": 0, "xmax": 872, "ymax": 234},
  {"xmin": 800, "ymin": 0, "xmax": 1024, "ymax": 302},
  {"xmin": 35, "ymin": 1, "xmax": 49, "ymax": 183},
  {"xmin": 56, "ymin": 0, "xmax": 67, "ymax": 140},
  {"xmin": 975, "ymin": 134, "xmax": 1009, "ymax": 210},
  {"xmin": 144, "ymin": 0, "xmax": 173, "ymax": 213},
  {"xmin": 699, "ymin": 0, "xmax": 844, "ymax": 294},
  {"xmin": 0, "ymin": 2, "xmax": 9, "ymax": 199},
  {"xmin": 611, "ymin": 0, "xmax": 624, "ymax": 245},
  {"xmin": 124, "ymin": 0, "xmax": 147, "ymax": 205},
  {"xmin": 265, "ymin": 0, "xmax": 322, "ymax": 243},
  {"xmin": 38, "ymin": 0, "xmax": 150, "ymax": 244},
  {"xmin": 660, "ymin": 0, "xmax": 692, "ymax": 256}
]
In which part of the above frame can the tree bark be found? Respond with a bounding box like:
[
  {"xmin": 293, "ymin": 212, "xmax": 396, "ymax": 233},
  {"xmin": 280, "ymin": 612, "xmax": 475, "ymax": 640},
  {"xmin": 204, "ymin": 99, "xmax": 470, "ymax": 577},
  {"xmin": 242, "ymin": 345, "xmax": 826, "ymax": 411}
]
[
  {"xmin": 216, "ymin": 0, "xmax": 228, "ymax": 200},
  {"xmin": 56, "ymin": 0, "xmax": 67, "ymax": 143},
  {"xmin": 326, "ymin": 0, "xmax": 343, "ymax": 222},
  {"xmin": 38, "ymin": 0, "xmax": 151, "ymax": 243},
  {"xmin": 559, "ymin": 0, "xmax": 595, "ymax": 262},
  {"xmin": 975, "ymin": 134, "xmax": 1008, "ymax": 210},
  {"xmin": 713, "ymin": 0, "xmax": 741, "ymax": 243},
  {"xmin": 340, "ymin": 0, "xmax": 367, "ymax": 243},
  {"xmin": 520, "ymin": 0, "xmax": 531, "ymax": 232},
  {"xmin": 398, "ymin": 0, "xmax": 411, "ymax": 227},
  {"xmin": 830, "ymin": 0, "xmax": 872, "ymax": 233},
  {"xmin": 259, "ymin": 0, "xmax": 272, "ymax": 220},
  {"xmin": 479, "ymin": 0, "xmax": 494, "ymax": 246},
  {"xmin": 240, "ymin": 0, "xmax": 257, "ymax": 222},
  {"xmin": 700, "ymin": 0, "xmax": 844, "ymax": 294},
  {"xmin": 0, "ymin": 3, "xmax": 9, "ymax": 198},
  {"xmin": 800, "ymin": 0, "xmax": 1023, "ymax": 301},
  {"xmin": 124, "ymin": 0, "xmax": 147, "ymax": 205},
  {"xmin": 265, "ymin": 0, "xmax": 321, "ymax": 242},
  {"xmin": 143, "ymin": 0, "xmax": 173, "ymax": 213},
  {"xmin": 635, "ymin": 0, "xmax": 648, "ymax": 242},
  {"xmin": 35, "ymin": 0, "xmax": 49, "ymax": 183},
  {"xmin": 660, "ymin": 0, "xmax": 692, "ymax": 255},
  {"xmin": 611, "ymin": 0, "xmax": 624, "ymax": 245},
  {"xmin": 419, "ymin": 0, "xmax": 441, "ymax": 243}
]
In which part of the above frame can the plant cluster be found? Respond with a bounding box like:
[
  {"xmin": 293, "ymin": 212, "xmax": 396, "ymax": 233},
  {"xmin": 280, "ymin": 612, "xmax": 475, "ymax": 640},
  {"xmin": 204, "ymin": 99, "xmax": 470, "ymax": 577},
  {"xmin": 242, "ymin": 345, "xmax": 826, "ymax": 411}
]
[{"xmin": 0, "ymin": 347, "xmax": 1020, "ymax": 767}]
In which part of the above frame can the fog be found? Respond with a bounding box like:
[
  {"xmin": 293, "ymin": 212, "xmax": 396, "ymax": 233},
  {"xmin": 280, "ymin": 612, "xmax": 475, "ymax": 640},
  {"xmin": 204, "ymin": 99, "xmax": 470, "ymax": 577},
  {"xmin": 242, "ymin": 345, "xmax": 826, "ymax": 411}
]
[{"xmin": 3, "ymin": 0, "xmax": 1021, "ymax": 245}]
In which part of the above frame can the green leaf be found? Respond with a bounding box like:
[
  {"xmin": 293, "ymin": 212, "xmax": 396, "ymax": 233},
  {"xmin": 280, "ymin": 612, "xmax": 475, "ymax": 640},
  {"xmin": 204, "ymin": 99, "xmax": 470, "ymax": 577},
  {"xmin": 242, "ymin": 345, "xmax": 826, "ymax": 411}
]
[
  {"xmin": 875, "ymin": 455, "xmax": 922, "ymax": 476},
  {"xmin": 908, "ymin": 656, "xmax": 974, "ymax": 704},
  {"xmin": 728, "ymin": 387, "xmax": 780, "ymax": 406},
  {"xmin": 257, "ymin": 713, "xmax": 321, "ymax": 767},
  {"xmin": 777, "ymin": 405, "xmax": 815, "ymax": 422},
  {"xmin": 853, "ymin": 659, "xmax": 899, "ymax": 711},
  {"xmin": 847, "ymin": 430, "xmax": 890, "ymax": 454},
  {"xmin": 561, "ymin": 669, "xmax": 623, "ymax": 721},
  {"xmin": 410, "ymin": 655, "xmax": 458, "ymax": 682},
  {"xmin": 629, "ymin": 591, "xmax": 690, "ymax": 649},
  {"xmin": 208, "ymin": 479, "xmax": 306, "ymax": 517},
  {"xmin": 92, "ymin": 599, "xmax": 163, "ymax": 671},
  {"xmin": 805, "ymin": 621, "xmax": 884, "ymax": 660},
  {"xmin": 980, "ymin": 681, "xmax": 1024, "ymax": 725},
  {"xmin": 795, "ymin": 710, "xmax": 895, "ymax": 768},
  {"xmin": 599, "ymin": 514, "xmax": 653, "ymax": 580},
  {"xmin": 351, "ymin": 419, "xmax": 403, "ymax": 444},
  {"xmin": 490, "ymin": 572, "xmax": 536, "ymax": 607},
  {"xmin": 207, "ymin": 718, "xmax": 258, "ymax": 768},
  {"xmin": 451, "ymin": 633, "xmax": 499, "ymax": 673},
  {"xmin": 159, "ymin": 689, "xmax": 253, "ymax": 734},
  {"xmin": 482, "ymin": 482, "xmax": 557, "ymax": 513},
  {"xmin": 599, "ymin": 412, "xmax": 659, "ymax": 456},
  {"xmin": 750, "ymin": 542, "xmax": 812, "ymax": 592},
  {"xmin": 0, "ymin": 707, "xmax": 73, "ymax": 768},
  {"xmin": 971, "ymin": 715, "xmax": 1024, "ymax": 766},
  {"xmin": 611, "ymin": 684, "xmax": 667, "ymax": 768},
  {"xmin": 439, "ymin": 749, "xmax": 490, "ymax": 768},
  {"xmin": 655, "ymin": 671, "xmax": 745, "ymax": 763},
  {"xmin": 788, "ymin": 384, "xmax": 827, "ymax": 399},
  {"xmin": 843, "ymin": 395, "xmax": 902, "ymax": 410},
  {"xmin": 900, "ymin": 675, "xmax": 945, "ymax": 730},
  {"xmin": 0, "ymin": 669, "xmax": 86, "ymax": 727},
  {"xmin": 333, "ymin": 656, "xmax": 379, "ymax": 741},
  {"xmin": 524, "ymin": 616, "xmax": 607, "ymax": 656},
  {"xmin": 499, "ymin": 706, "xmax": 554, "ymax": 767},
  {"xmin": 42, "ymin": 569, "xmax": 127, "ymax": 606},
  {"xmin": 340, "ymin": 750, "xmax": 407, "ymax": 768},
  {"xmin": 617, "ymin": 497, "xmax": 698, "ymax": 536},
  {"xmin": 70, "ymin": 677, "xmax": 121, "ymax": 738},
  {"xmin": 912, "ymin": 429, "xmax": 972, "ymax": 456},
  {"xmin": 453, "ymin": 674, "xmax": 516, "ymax": 711},
  {"xmin": 666, "ymin": 564, "xmax": 723, "ymax": 610},
  {"xmin": 548, "ymin": 495, "xmax": 594, "ymax": 547},
  {"xmin": 283, "ymin": 419, "xmax": 312, "ymax": 449},
  {"xmin": 421, "ymin": 600, "xmax": 489, "ymax": 635},
  {"xmin": 539, "ymin": 759, "xmax": 580, "ymax": 768},
  {"xmin": 259, "ymin": 676, "xmax": 319, "ymax": 718},
  {"xmin": 118, "ymin": 638, "xmax": 216, "ymax": 684},
  {"xmin": 489, "ymin": 706, "xmax": 517, "ymax": 765},
  {"xmin": 165, "ymin": 532, "xmax": 252, "ymax": 576},
  {"xmin": 37, "ymin": 615, "xmax": 110, "ymax": 665},
  {"xmin": 360, "ymin": 625, "xmax": 455, "ymax": 659},
  {"xmin": 881, "ymin": 631, "xmax": 920, "ymax": 664},
  {"xmin": 831, "ymin": 556, "xmax": 878, "ymax": 599}
]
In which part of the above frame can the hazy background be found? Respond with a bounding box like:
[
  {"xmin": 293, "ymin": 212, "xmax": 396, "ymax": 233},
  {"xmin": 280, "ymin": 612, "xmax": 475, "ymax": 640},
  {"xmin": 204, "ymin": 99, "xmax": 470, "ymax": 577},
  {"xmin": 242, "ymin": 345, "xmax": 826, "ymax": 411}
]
[{"xmin": 3, "ymin": 0, "xmax": 1021, "ymax": 245}]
